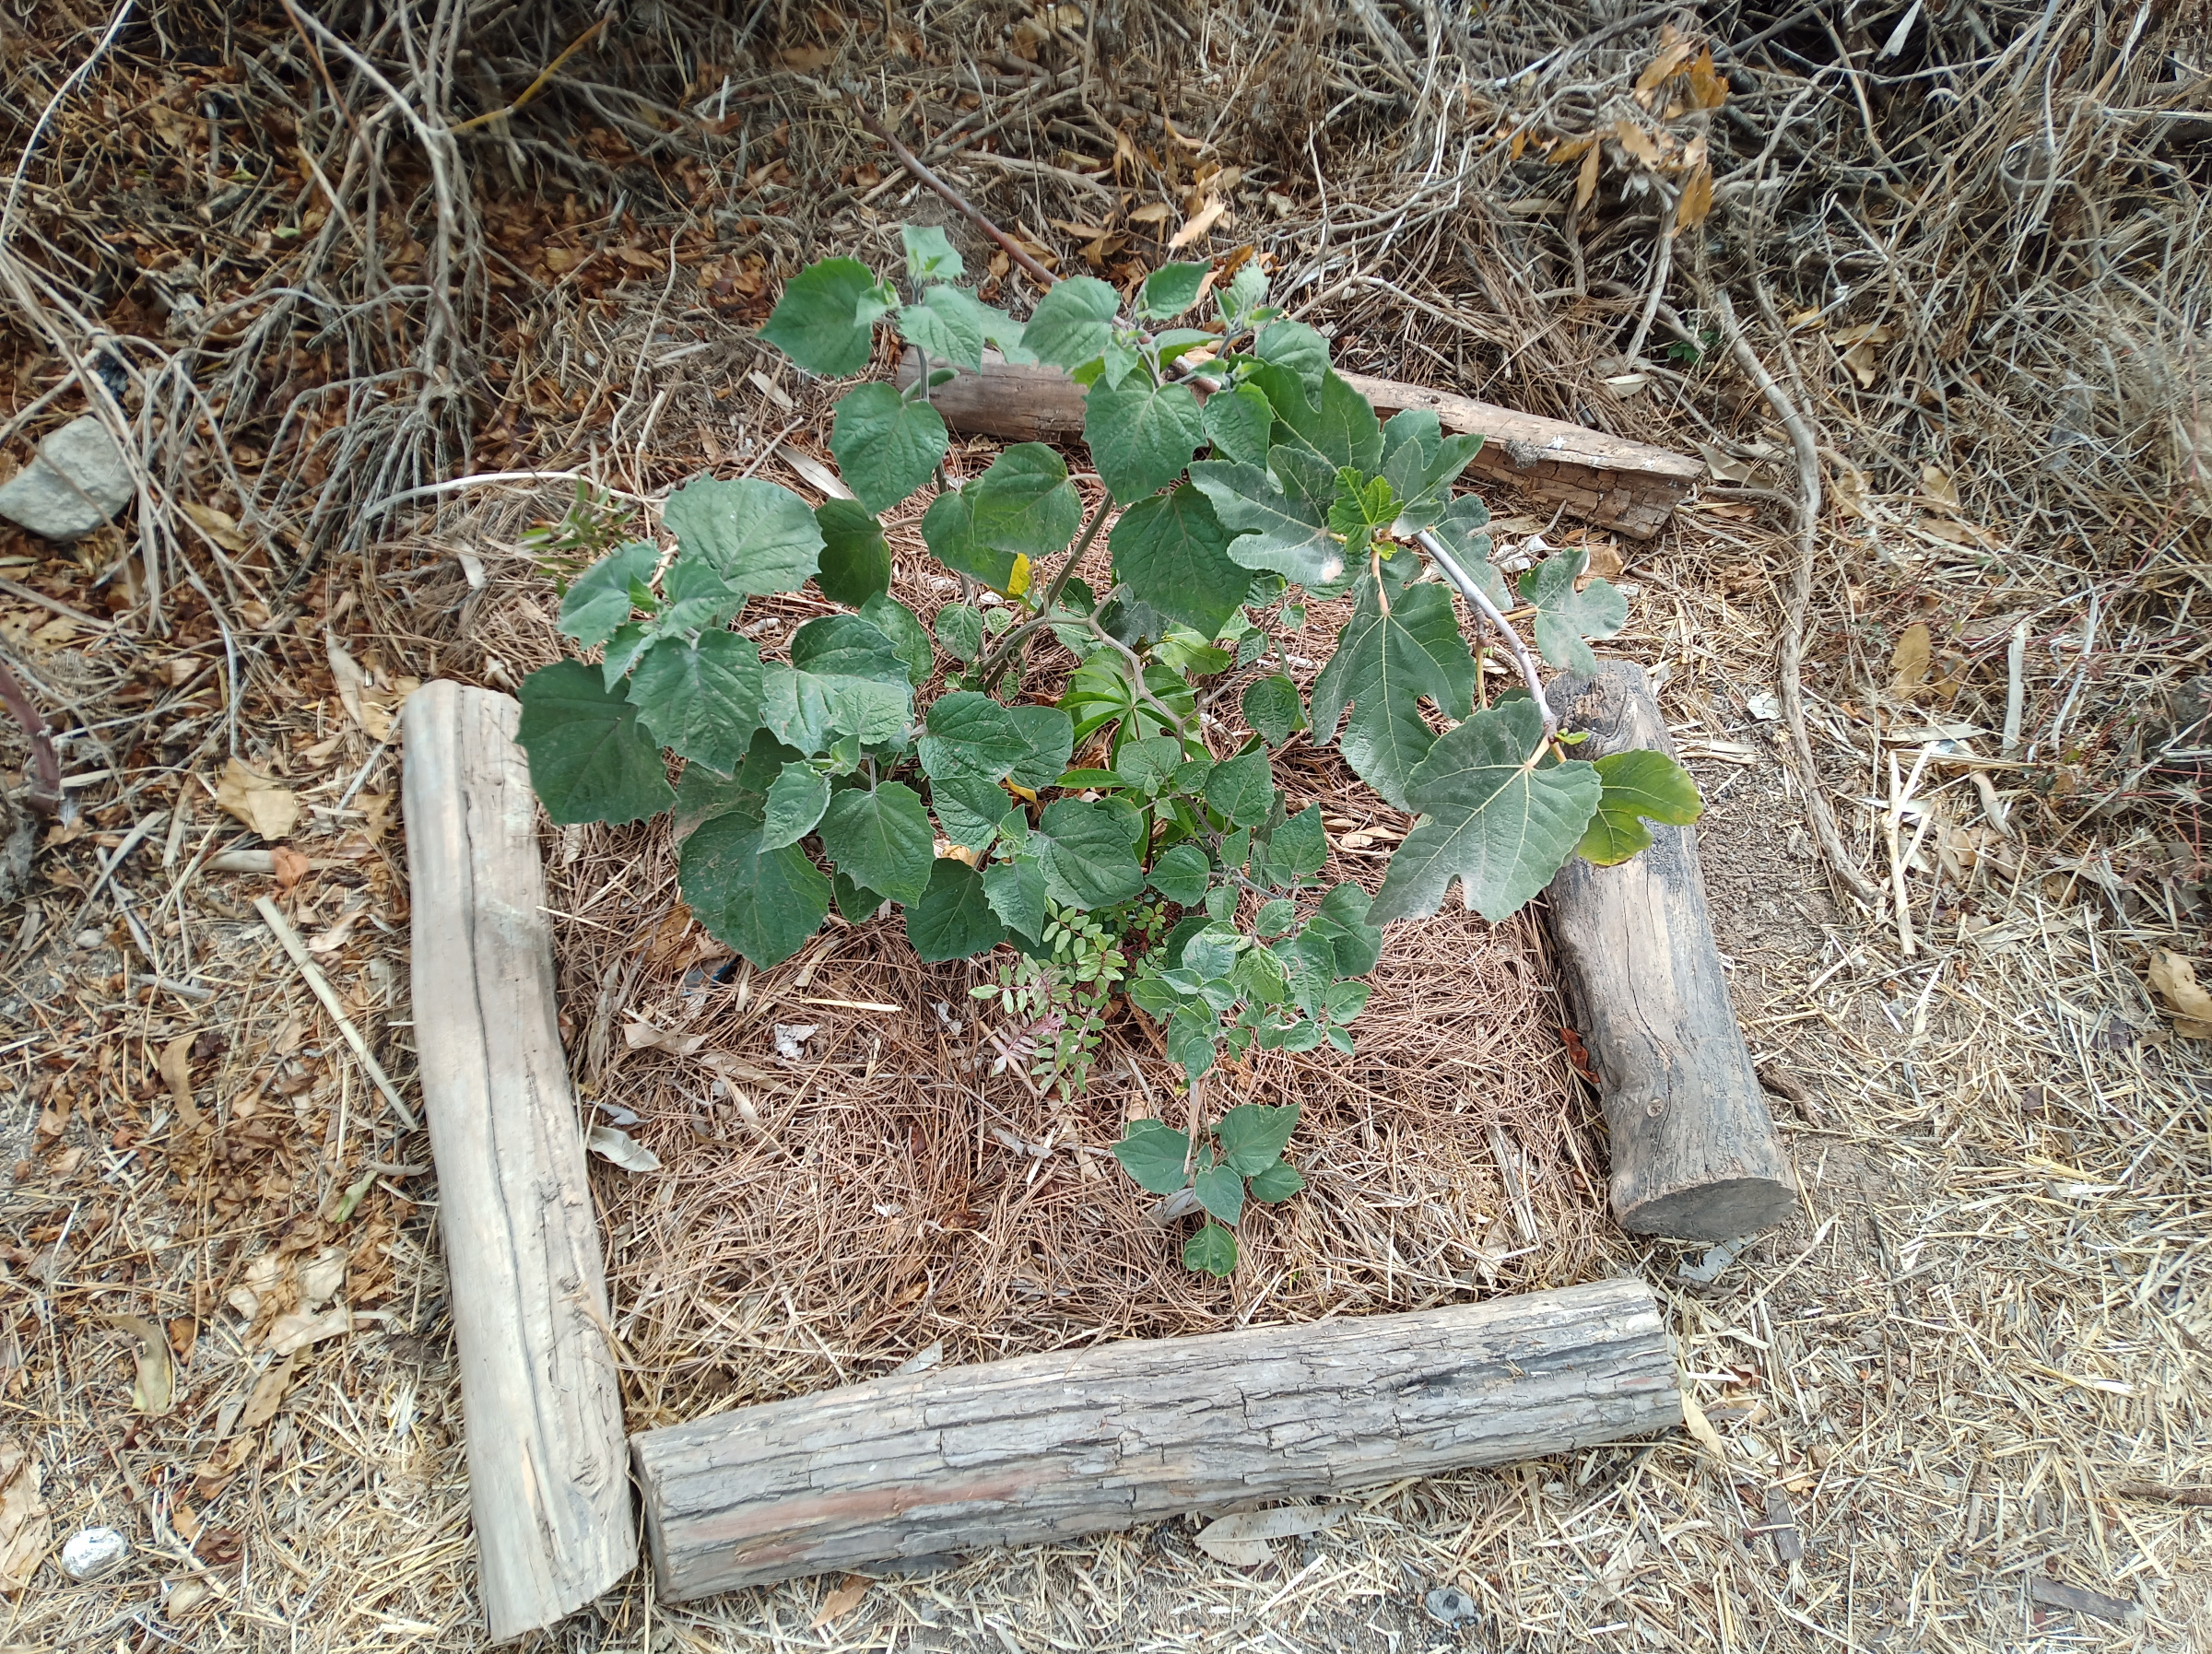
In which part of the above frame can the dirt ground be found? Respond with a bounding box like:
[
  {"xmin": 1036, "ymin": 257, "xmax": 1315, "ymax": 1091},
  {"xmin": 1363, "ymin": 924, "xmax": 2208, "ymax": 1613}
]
[{"xmin": 2, "ymin": 4, "xmax": 2208, "ymax": 1653}]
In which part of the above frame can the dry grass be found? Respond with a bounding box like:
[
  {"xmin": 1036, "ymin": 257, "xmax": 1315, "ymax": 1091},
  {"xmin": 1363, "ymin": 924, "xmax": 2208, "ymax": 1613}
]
[{"xmin": 1, "ymin": 3, "xmax": 2208, "ymax": 1652}]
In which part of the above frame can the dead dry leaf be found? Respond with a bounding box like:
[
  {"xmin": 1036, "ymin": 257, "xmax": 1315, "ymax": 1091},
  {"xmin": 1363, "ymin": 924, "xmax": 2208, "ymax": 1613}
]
[
  {"xmin": 215, "ymin": 758, "xmax": 299, "ymax": 840},
  {"xmin": 588, "ymin": 1124, "xmax": 662, "ymax": 1172},
  {"xmin": 1889, "ymin": 623, "xmax": 1933, "ymax": 691},
  {"xmin": 0, "ymin": 1438, "xmax": 50, "ymax": 1595},
  {"xmin": 1635, "ymin": 28, "xmax": 1699, "ymax": 94},
  {"xmin": 1679, "ymin": 1388, "xmax": 1728, "ymax": 1458},
  {"xmin": 2147, "ymin": 951, "xmax": 2212, "ymax": 1038},
  {"xmin": 1920, "ymin": 464, "xmax": 1960, "ymax": 510},
  {"xmin": 112, "ymin": 1315, "xmax": 174, "ymax": 1416},
  {"xmin": 1168, "ymin": 197, "xmax": 1226, "ymax": 251},
  {"xmin": 622, "ymin": 1018, "xmax": 709, "ymax": 1057},
  {"xmin": 1194, "ymin": 1504, "xmax": 1345, "ymax": 1566},
  {"xmin": 265, "ymin": 1306, "xmax": 350, "ymax": 1357},
  {"xmin": 808, "ymin": 1576, "xmax": 868, "ymax": 1629},
  {"xmin": 1676, "ymin": 159, "xmax": 1714, "ymax": 229},
  {"xmin": 181, "ymin": 501, "xmax": 250, "ymax": 554},
  {"xmin": 158, "ymin": 1032, "xmax": 203, "ymax": 1130},
  {"xmin": 325, "ymin": 633, "xmax": 370, "ymax": 731},
  {"xmin": 1575, "ymin": 140, "xmax": 1602, "ymax": 214},
  {"xmin": 1686, "ymin": 47, "xmax": 1729, "ymax": 109},
  {"xmin": 1613, "ymin": 119, "xmax": 1662, "ymax": 170},
  {"xmin": 240, "ymin": 1353, "xmax": 300, "ymax": 1431},
  {"xmin": 296, "ymin": 1245, "xmax": 347, "ymax": 1312}
]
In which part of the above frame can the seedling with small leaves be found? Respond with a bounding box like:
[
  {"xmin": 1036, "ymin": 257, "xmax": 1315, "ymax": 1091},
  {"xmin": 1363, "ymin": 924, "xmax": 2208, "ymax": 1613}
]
[{"xmin": 514, "ymin": 234, "xmax": 1700, "ymax": 1275}]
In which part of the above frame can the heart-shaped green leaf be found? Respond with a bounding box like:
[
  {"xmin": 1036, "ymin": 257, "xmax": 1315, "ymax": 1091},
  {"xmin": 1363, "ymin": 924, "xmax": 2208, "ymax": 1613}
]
[
  {"xmin": 759, "ymin": 257, "xmax": 886, "ymax": 376},
  {"xmin": 515, "ymin": 662, "xmax": 674, "ymax": 826},
  {"xmin": 662, "ymin": 476, "xmax": 822, "ymax": 597},
  {"xmin": 905, "ymin": 856, "xmax": 1007, "ymax": 961},
  {"xmin": 1113, "ymin": 1117, "xmax": 1192, "ymax": 1195},
  {"xmin": 818, "ymin": 780, "xmax": 934, "ymax": 902},
  {"xmin": 628, "ymin": 629, "xmax": 764, "ymax": 775},
  {"xmin": 678, "ymin": 811, "xmax": 831, "ymax": 967},
  {"xmin": 1082, "ymin": 377, "xmax": 1205, "ymax": 503},
  {"xmin": 1109, "ymin": 482, "xmax": 1245, "ymax": 637},
  {"xmin": 830, "ymin": 383, "xmax": 947, "ymax": 513}
]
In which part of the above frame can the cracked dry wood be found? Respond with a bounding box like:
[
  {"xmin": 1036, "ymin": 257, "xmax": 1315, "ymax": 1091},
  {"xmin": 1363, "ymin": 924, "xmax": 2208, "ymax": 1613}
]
[
  {"xmin": 895, "ymin": 350, "xmax": 1704, "ymax": 538},
  {"xmin": 402, "ymin": 681, "xmax": 634, "ymax": 1639},
  {"xmin": 1543, "ymin": 662, "xmax": 1796, "ymax": 1239},
  {"xmin": 631, "ymin": 1276, "xmax": 1678, "ymax": 1600}
]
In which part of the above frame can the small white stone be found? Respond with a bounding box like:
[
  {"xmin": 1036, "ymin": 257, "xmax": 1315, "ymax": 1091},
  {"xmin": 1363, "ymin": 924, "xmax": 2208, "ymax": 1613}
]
[
  {"xmin": 0, "ymin": 416, "xmax": 135, "ymax": 542},
  {"xmin": 61, "ymin": 1526, "xmax": 129, "ymax": 1580}
]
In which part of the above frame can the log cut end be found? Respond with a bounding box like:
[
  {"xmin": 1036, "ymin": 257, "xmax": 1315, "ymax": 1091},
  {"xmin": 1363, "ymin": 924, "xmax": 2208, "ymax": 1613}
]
[{"xmin": 1545, "ymin": 663, "xmax": 1795, "ymax": 1242}]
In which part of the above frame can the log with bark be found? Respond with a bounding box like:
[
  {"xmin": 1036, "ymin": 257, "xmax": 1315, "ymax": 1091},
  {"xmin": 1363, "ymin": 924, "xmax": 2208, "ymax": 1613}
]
[
  {"xmin": 1543, "ymin": 662, "xmax": 1797, "ymax": 1238},
  {"xmin": 896, "ymin": 350, "xmax": 1704, "ymax": 539},
  {"xmin": 631, "ymin": 1275, "xmax": 1678, "ymax": 1600},
  {"xmin": 402, "ymin": 681, "xmax": 636, "ymax": 1639}
]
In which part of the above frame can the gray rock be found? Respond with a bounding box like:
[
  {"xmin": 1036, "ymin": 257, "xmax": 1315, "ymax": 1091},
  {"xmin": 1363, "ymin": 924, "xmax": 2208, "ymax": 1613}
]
[
  {"xmin": 0, "ymin": 415, "xmax": 135, "ymax": 542},
  {"xmin": 1423, "ymin": 1585, "xmax": 1480, "ymax": 1627},
  {"xmin": 61, "ymin": 1525, "xmax": 129, "ymax": 1580}
]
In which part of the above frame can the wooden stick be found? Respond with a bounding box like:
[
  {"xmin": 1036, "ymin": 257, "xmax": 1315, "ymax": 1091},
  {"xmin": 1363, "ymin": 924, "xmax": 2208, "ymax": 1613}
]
[
  {"xmin": 894, "ymin": 351, "xmax": 1706, "ymax": 539},
  {"xmin": 631, "ymin": 1276, "xmax": 1679, "ymax": 1601},
  {"xmin": 253, "ymin": 894, "xmax": 417, "ymax": 1130},
  {"xmin": 1543, "ymin": 662, "xmax": 1796, "ymax": 1239},
  {"xmin": 400, "ymin": 681, "xmax": 634, "ymax": 1639}
]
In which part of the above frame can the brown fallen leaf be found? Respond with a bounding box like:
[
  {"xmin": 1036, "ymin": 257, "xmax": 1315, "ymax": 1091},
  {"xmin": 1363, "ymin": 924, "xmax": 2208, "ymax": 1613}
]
[
  {"xmin": 158, "ymin": 1032, "xmax": 203, "ymax": 1130},
  {"xmin": 265, "ymin": 1306, "xmax": 350, "ymax": 1357},
  {"xmin": 240, "ymin": 1354, "xmax": 300, "ymax": 1432},
  {"xmin": 215, "ymin": 757, "xmax": 300, "ymax": 840},
  {"xmin": 1678, "ymin": 1389, "xmax": 1728, "ymax": 1459},
  {"xmin": 270, "ymin": 845, "xmax": 312, "ymax": 889},
  {"xmin": 112, "ymin": 1315, "xmax": 175, "ymax": 1416},
  {"xmin": 1168, "ymin": 197, "xmax": 1226, "ymax": 252},
  {"xmin": 181, "ymin": 501, "xmax": 250, "ymax": 555},
  {"xmin": 808, "ymin": 1575, "xmax": 868, "ymax": 1628},
  {"xmin": 2147, "ymin": 950, "xmax": 2212, "ymax": 1038},
  {"xmin": 325, "ymin": 632, "xmax": 371, "ymax": 732},
  {"xmin": 0, "ymin": 1438, "xmax": 50, "ymax": 1595},
  {"xmin": 1676, "ymin": 159, "xmax": 1714, "ymax": 229},
  {"xmin": 1575, "ymin": 140, "xmax": 1602, "ymax": 214},
  {"xmin": 1889, "ymin": 622, "xmax": 1933, "ymax": 692}
]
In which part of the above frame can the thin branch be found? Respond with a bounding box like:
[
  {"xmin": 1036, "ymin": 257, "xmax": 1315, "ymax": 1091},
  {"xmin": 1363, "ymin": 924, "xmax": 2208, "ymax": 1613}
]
[
  {"xmin": 976, "ymin": 495, "xmax": 1112, "ymax": 690},
  {"xmin": 1415, "ymin": 528, "xmax": 1557, "ymax": 742},
  {"xmin": 0, "ymin": 655, "xmax": 60, "ymax": 815},
  {"xmin": 839, "ymin": 92, "xmax": 1059, "ymax": 289}
]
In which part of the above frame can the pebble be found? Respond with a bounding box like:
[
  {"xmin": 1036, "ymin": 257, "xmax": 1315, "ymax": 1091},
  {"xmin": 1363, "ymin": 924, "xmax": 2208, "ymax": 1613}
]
[
  {"xmin": 73, "ymin": 929, "xmax": 105, "ymax": 951},
  {"xmin": 1424, "ymin": 1585, "xmax": 1480, "ymax": 1626},
  {"xmin": 60, "ymin": 1526, "xmax": 128, "ymax": 1580},
  {"xmin": 0, "ymin": 415, "xmax": 135, "ymax": 542}
]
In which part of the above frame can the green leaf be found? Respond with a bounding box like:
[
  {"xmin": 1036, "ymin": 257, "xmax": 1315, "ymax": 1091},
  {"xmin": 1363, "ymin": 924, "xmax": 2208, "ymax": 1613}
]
[
  {"xmin": 1254, "ymin": 320, "xmax": 1330, "ymax": 390},
  {"xmin": 1168, "ymin": 1008, "xmax": 1218, "ymax": 1080},
  {"xmin": 1369, "ymin": 698, "xmax": 1603, "ymax": 923},
  {"xmin": 1194, "ymin": 1164, "xmax": 1245, "ymax": 1225},
  {"xmin": 901, "ymin": 224, "xmax": 963, "ymax": 283},
  {"xmin": 1182, "ymin": 1222, "xmax": 1238, "ymax": 1275},
  {"xmin": 515, "ymin": 662, "xmax": 674, "ymax": 826},
  {"xmin": 1139, "ymin": 262, "xmax": 1210, "ymax": 319},
  {"xmin": 559, "ymin": 541, "xmax": 659, "ymax": 648},
  {"xmin": 1020, "ymin": 275, "xmax": 1121, "ymax": 370},
  {"xmin": 1247, "ymin": 1159, "xmax": 1305, "ymax": 1202},
  {"xmin": 971, "ymin": 444, "xmax": 1083, "ymax": 556},
  {"xmin": 1148, "ymin": 842, "xmax": 1212, "ymax": 905},
  {"xmin": 759, "ymin": 257, "xmax": 885, "ymax": 376},
  {"xmin": 1578, "ymin": 748, "xmax": 1703, "ymax": 864},
  {"xmin": 662, "ymin": 477, "xmax": 823, "ymax": 597},
  {"xmin": 628, "ymin": 629, "xmax": 765, "ymax": 774},
  {"xmin": 1379, "ymin": 410, "xmax": 1483, "ymax": 533},
  {"xmin": 1112, "ymin": 734, "xmax": 1184, "ymax": 792},
  {"xmin": 1203, "ymin": 746, "xmax": 1275, "ymax": 827},
  {"xmin": 920, "ymin": 489, "xmax": 1023, "ymax": 592},
  {"xmin": 1325, "ymin": 980, "xmax": 1372, "ymax": 1023},
  {"xmin": 1201, "ymin": 381, "xmax": 1274, "ymax": 466},
  {"xmin": 818, "ymin": 781, "xmax": 934, "ymax": 902},
  {"xmin": 1082, "ymin": 378, "xmax": 1205, "ymax": 504},
  {"xmin": 1185, "ymin": 460, "xmax": 1346, "ymax": 587},
  {"xmin": 1109, "ymin": 483, "xmax": 1246, "ymax": 637},
  {"xmin": 1033, "ymin": 798, "xmax": 1146, "ymax": 909},
  {"xmin": 1327, "ymin": 471, "xmax": 1398, "ymax": 539},
  {"xmin": 833, "ymin": 869, "xmax": 886, "ymax": 922},
  {"xmin": 906, "ymin": 857, "xmax": 1007, "ymax": 961},
  {"xmin": 935, "ymin": 601, "xmax": 983, "ymax": 662},
  {"xmin": 930, "ymin": 772, "xmax": 1010, "ymax": 850},
  {"xmin": 1241, "ymin": 675, "xmax": 1305, "ymax": 746},
  {"xmin": 1253, "ymin": 364, "xmax": 1382, "ymax": 475},
  {"xmin": 1311, "ymin": 882, "xmax": 1384, "ymax": 976},
  {"xmin": 1257, "ymin": 803, "xmax": 1326, "ymax": 886},
  {"xmin": 1112, "ymin": 1118, "xmax": 1191, "ymax": 1195},
  {"xmin": 1428, "ymin": 493, "xmax": 1508, "ymax": 607},
  {"xmin": 760, "ymin": 615, "xmax": 913, "ymax": 749},
  {"xmin": 759, "ymin": 762, "xmax": 830, "ymax": 850},
  {"xmin": 897, "ymin": 283, "xmax": 992, "ymax": 371},
  {"xmin": 983, "ymin": 857, "xmax": 1048, "ymax": 941},
  {"xmin": 674, "ymin": 727, "xmax": 795, "ymax": 827},
  {"xmin": 1518, "ymin": 552, "xmax": 1629, "ymax": 675},
  {"xmin": 1218, "ymin": 1101, "xmax": 1299, "ymax": 1176},
  {"xmin": 1309, "ymin": 571, "xmax": 1477, "ymax": 812},
  {"xmin": 860, "ymin": 593, "xmax": 934, "ymax": 686},
  {"xmin": 1255, "ymin": 898, "xmax": 1297, "ymax": 937},
  {"xmin": 1004, "ymin": 706, "xmax": 1076, "ymax": 791},
  {"xmin": 921, "ymin": 692, "xmax": 1026, "ymax": 781},
  {"xmin": 830, "ymin": 383, "xmax": 947, "ymax": 513},
  {"xmin": 1219, "ymin": 261, "xmax": 1269, "ymax": 324},
  {"xmin": 811, "ymin": 499, "xmax": 892, "ymax": 606},
  {"xmin": 678, "ymin": 811, "xmax": 830, "ymax": 967}
]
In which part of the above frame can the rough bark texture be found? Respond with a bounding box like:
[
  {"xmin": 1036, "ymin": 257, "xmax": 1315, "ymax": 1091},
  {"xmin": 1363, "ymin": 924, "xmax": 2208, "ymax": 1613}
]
[
  {"xmin": 401, "ymin": 681, "xmax": 635, "ymax": 1640},
  {"xmin": 897, "ymin": 351, "xmax": 1704, "ymax": 538},
  {"xmin": 633, "ymin": 1276, "xmax": 1678, "ymax": 1601},
  {"xmin": 1543, "ymin": 662, "xmax": 1797, "ymax": 1239}
]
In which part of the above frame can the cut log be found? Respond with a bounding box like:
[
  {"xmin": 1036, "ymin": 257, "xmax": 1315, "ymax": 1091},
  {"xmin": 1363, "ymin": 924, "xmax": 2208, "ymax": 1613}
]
[
  {"xmin": 401, "ymin": 681, "xmax": 635, "ymax": 1639},
  {"xmin": 632, "ymin": 1276, "xmax": 1678, "ymax": 1601},
  {"xmin": 896, "ymin": 349, "xmax": 1704, "ymax": 539},
  {"xmin": 1543, "ymin": 662, "xmax": 1796, "ymax": 1239}
]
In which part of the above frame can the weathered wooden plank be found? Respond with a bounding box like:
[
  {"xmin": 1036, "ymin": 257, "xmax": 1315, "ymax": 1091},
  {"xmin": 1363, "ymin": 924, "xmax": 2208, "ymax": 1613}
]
[
  {"xmin": 633, "ymin": 1276, "xmax": 1678, "ymax": 1601},
  {"xmin": 895, "ymin": 350, "xmax": 1704, "ymax": 538},
  {"xmin": 1543, "ymin": 662, "xmax": 1797, "ymax": 1239},
  {"xmin": 401, "ymin": 681, "xmax": 635, "ymax": 1639}
]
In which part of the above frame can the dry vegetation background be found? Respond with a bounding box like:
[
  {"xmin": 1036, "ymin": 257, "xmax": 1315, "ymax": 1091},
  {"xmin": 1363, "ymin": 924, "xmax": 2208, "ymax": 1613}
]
[{"xmin": 0, "ymin": 0, "xmax": 2207, "ymax": 1650}]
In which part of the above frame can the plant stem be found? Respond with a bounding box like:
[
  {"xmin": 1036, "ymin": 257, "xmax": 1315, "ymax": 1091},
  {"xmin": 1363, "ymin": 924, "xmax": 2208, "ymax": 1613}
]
[
  {"xmin": 1415, "ymin": 527, "xmax": 1557, "ymax": 742},
  {"xmin": 1083, "ymin": 614, "xmax": 1192, "ymax": 737},
  {"xmin": 842, "ymin": 96, "xmax": 1059, "ymax": 289},
  {"xmin": 976, "ymin": 495, "xmax": 1112, "ymax": 690},
  {"xmin": 0, "ymin": 653, "xmax": 60, "ymax": 815}
]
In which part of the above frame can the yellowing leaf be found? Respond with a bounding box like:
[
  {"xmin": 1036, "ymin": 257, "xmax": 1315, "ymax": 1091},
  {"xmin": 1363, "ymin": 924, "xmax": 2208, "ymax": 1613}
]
[
  {"xmin": 215, "ymin": 757, "xmax": 300, "ymax": 840},
  {"xmin": 1006, "ymin": 553, "xmax": 1032, "ymax": 597},
  {"xmin": 2148, "ymin": 950, "xmax": 2212, "ymax": 1038}
]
